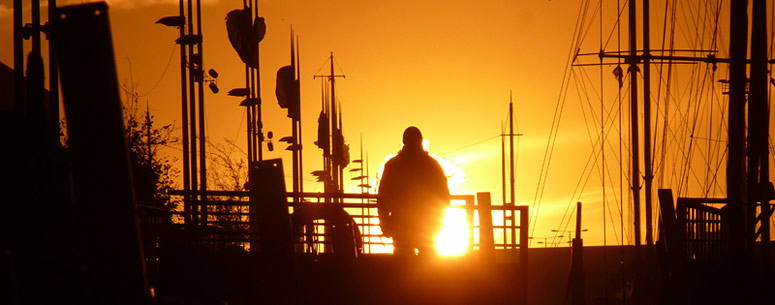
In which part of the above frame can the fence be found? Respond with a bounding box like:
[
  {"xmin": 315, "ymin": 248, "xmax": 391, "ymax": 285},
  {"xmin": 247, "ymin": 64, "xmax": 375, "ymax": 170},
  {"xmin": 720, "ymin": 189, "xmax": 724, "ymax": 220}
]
[
  {"xmin": 676, "ymin": 197, "xmax": 728, "ymax": 261},
  {"xmin": 165, "ymin": 190, "xmax": 528, "ymax": 263}
]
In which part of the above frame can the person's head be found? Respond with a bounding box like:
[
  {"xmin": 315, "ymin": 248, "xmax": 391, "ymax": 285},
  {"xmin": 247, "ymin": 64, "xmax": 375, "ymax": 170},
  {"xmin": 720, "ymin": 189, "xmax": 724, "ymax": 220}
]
[{"xmin": 402, "ymin": 126, "xmax": 423, "ymax": 150}]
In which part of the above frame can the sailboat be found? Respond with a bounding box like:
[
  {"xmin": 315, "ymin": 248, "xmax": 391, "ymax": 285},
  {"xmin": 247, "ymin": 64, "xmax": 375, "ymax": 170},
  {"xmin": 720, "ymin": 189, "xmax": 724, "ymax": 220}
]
[{"xmin": 535, "ymin": 0, "xmax": 774, "ymax": 303}]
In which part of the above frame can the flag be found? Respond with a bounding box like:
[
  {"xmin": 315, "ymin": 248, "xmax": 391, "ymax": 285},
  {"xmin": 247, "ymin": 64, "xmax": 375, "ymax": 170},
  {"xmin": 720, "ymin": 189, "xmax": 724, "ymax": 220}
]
[
  {"xmin": 332, "ymin": 127, "xmax": 349, "ymax": 168},
  {"xmin": 226, "ymin": 9, "xmax": 265, "ymax": 68},
  {"xmin": 275, "ymin": 65, "xmax": 300, "ymax": 119},
  {"xmin": 315, "ymin": 111, "xmax": 329, "ymax": 153}
]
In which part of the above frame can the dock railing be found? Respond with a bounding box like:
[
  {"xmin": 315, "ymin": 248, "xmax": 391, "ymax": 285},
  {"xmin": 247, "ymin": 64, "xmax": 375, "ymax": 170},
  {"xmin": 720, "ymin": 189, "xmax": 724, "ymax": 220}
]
[{"xmin": 164, "ymin": 190, "xmax": 528, "ymax": 264}]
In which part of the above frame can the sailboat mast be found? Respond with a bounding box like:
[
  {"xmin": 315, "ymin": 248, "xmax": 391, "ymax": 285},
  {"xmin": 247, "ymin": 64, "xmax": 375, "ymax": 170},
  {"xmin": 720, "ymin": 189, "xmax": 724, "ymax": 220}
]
[
  {"xmin": 330, "ymin": 52, "xmax": 340, "ymax": 193},
  {"xmin": 297, "ymin": 37, "xmax": 303, "ymax": 196},
  {"xmin": 629, "ymin": 0, "xmax": 642, "ymax": 250},
  {"xmin": 749, "ymin": 0, "xmax": 770, "ymax": 267},
  {"xmin": 509, "ymin": 93, "xmax": 516, "ymax": 207},
  {"xmin": 728, "ymin": 0, "xmax": 748, "ymax": 257},
  {"xmin": 642, "ymin": 0, "xmax": 654, "ymax": 246},
  {"xmin": 502, "ymin": 122, "xmax": 506, "ymax": 206}
]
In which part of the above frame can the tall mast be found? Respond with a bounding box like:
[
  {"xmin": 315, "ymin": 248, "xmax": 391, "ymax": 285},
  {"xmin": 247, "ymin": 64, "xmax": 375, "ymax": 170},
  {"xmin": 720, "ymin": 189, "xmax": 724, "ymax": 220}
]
[
  {"xmin": 297, "ymin": 36, "xmax": 303, "ymax": 196},
  {"xmin": 629, "ymin": 0, "xmax": 642, "ymax": 250},
  {"xmin": 196, "ymin": 0, "xmax": 207, "ymax": 194},
  {"xmin": 509, "ymin": 93, "xmax": 517, "ymax": 251},
  {"xmin": 338, "ymin": 104, "xmax": 344, "ymax": 190},
  {"xmin": 502, "ymin": 122, "xmax": 506, "ymax": 206},
  {"xmin": 177, "ymin": 0, "xmax": 191, "ymax": 222},
  {"xmin": 727, "ymin": 0, "xmax": 748, "ymax": 258},
  {"xmin": 642, "ymin": 0, "xmax": 653, "ymax": 246},
  {"xmin": 749, "ymin": 0, "xmax": 770, "ymax": 269},
  {"xmin": 13, "ymin": 0, "xmax": 23, "ymax": 112},
  {"xmin": 330, "ymin": 52, "xmax": 338, "ymax": 192}
]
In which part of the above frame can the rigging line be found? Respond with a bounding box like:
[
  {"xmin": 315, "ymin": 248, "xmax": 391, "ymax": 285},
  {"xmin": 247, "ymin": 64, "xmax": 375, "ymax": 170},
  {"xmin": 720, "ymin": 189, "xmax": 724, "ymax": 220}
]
[
  {"xmin": 531, "ymin": 0, "xmax": 593, "ymax": 240},
  {"xmin": 655, "ymin": 0, "xmax": 676, "ymax": 187},
  {"xmin": 709, "ymin": 0, "xmax": 722, "ymax": 55},
  {"xmin": 703, "ymin": 145, "xmax": 727, "ymax": 198},
  {"xmin": 555, "ymin": 125, "xmax": 609, "ymax": 244},
  {"xmin": 602, "ymin": 0, "xmax": 628, "ymax": 51},
  {"xmin": 577, "ymin": 0, "xmax": 599, "ymax": 49},
  {"xmin": 549, "ymin": 70, "xmax": 593, "ymax": 236},
  {"xmin": 571, "ymin": 74, "xmax": 629, "ymax": 244},
  {"xmin": 603, "ymin": 143, "xmax": 628, "ymax": 243},
  {"xmin": 680, "ymin": 68, "xmax": 718, "ymax": 194},
  {"xmin": 234, "ymin": 107, "xmax": 246, "ymax": 143},
  {"xmin": 438, "ymin": 135, "xmax": 500, "ymax": 156},
  {"xmin": 616, "ymin": 2, "xmax": 626, "ymax": 294},
  {"xmin": 138, "ymin": 44, "xmax": 178, "ymax": 97},
  {"xmin": 332, "ymin": 56, "xmax": 347, "ymax": 76},
  {"xmin": 312, "ymin": 56, "xmax": 328, "ymax": 76},
  {"xmin": 676, "ymin": 1, "xmax": 698, "ymax": 55},
  {"xmin": 552, "ymin": 80, "xmax": 606, "ymax": 240},
  {"xmin": 771, "ymin": 0, "xmax": 775, "ymax": 59},
  {"xmin": 659, "ymin": 4, "xmax": 678, "ymax": 188}
]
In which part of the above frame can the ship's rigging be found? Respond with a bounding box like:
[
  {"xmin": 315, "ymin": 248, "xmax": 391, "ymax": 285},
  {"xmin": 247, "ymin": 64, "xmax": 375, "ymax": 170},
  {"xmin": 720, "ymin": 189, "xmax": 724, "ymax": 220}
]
[{"xmin": 536, "ymin": 0, "xmax": 775, "ymax": 249}]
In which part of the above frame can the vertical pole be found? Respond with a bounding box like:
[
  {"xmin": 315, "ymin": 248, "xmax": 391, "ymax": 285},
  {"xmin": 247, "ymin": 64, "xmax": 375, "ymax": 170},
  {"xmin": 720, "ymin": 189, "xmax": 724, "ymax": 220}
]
[
  {"xmin": 196, "ymin": 0, "xmax": 206, "ymax": 195},
  {"xmin": 254, "ymin": 0, "xmax": 263, "ymax": 162},
  {"xmin": 29, "ymin": 0, "xmax": 43, "ymax": 123},
  {"xmin": 246, "ymin": 66, "xmax": 252, "ymax": 165},
  {"xmin": 330, "ymin": 52, "xmax": 338, "ymax": 193},
  {"xmin": 628, "ymin": 0, "xmax": 642, "ymax": 251},
  {"xmin": 477, "ymin": 192, "xmax": 495, "ymax": 264},
  {"xmin": 501, "ymin": 122, "xmax": 506, "ymax": 207},
  {"xmin": 571, "ymin": 202, "xmax": 585, "ymax": 305},
  {"xmin": 31, "ymin": 0, "xmax": 41, "ymax": 56},
  {"xmin": 186, "ymin": 0, "xmax": 198, "ymax": 223},
  {"xmin": 324, "ymin": 82, "xmax": 331, "ymax": 197},
  {"xmin": 292, "ymin": 118, "xmax": 299, "ymax": 202},
  {"xmin": 13, "ymin": 0, "xmax": 24, "ymax": 112},
  {"xmin": 642, "ymin": 0, "xmax": 654, "ymax": 246},
  {"xmin": 195, "ymin": 0, "xmax": 207, "ymax": 225},
  {"xmin": 290, "ymin": 31, "xmax": 299, "ymax": 204},
  {"xmin": 509, "ymin": 93, "xmax": 516, "ymax": 207},
  {"xmin": 178, "ymin": 0, "xmax": 191, "ymax": 223},
  {"xmin": 338, "ymin": 109, "xmax": 344, "ymax": 191},
  {"xmin": 750, "ymin": 0, "xmax": 770, "ymax": 273},
  {"xmin": 509, "ymin": 93, "xmax": 517, "ymax": 251},
  {"xmin": 728, "ymin": 0, "xmax": 748, "ymax": 258},
  {"xmin": 297, "ymin": 37, "xmax": 303, "ymax": 196},
  {"xmin": 48, "ymin": 0, "xmax": 60, "ymax": 143},
  {"xmin": 576, "ymin": 202, "xmax": 583, "ymax": 239},
  {"xmin": 520, "ymin": 205, "xmax": 529, "ymax": 305}
]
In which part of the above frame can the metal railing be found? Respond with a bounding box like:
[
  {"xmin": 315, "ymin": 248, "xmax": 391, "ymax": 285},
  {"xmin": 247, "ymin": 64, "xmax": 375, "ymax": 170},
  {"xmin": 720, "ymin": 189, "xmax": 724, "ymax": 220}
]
[
  {"xmin": 165, "ymin": 190, "xmax": 528, "ymax": 263},
  {"xmin": 676, "ymin": 197, "xmax": 728, "ymax": 261}
]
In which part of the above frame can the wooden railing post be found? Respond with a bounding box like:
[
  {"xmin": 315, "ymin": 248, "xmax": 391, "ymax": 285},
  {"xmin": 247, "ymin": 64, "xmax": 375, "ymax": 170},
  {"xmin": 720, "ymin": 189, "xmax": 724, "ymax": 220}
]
[{"xmin": 477, "ymin": 192, "xmax": 495, "ymax": 264}]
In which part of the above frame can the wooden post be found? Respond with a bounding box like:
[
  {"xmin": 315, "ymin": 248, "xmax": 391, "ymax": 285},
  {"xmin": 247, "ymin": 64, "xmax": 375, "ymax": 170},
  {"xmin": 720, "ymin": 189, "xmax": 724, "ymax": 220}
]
[
  {"xmin": 477, "ymin": 192, "xmax": 495, "ymax": 264},
  {"xmin": 570, "ymin": 202, "xmax": 585, "ymax": 305},
  {"xmin": 520, "ymin": 205, "xmax": 529, "ymax": 305}
]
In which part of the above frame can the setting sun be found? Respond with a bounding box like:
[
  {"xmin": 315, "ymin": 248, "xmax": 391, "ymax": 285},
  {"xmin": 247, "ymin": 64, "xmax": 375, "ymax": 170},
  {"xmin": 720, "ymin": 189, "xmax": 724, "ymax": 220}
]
[{"xmin": 435, "ymin": 206, "xmax": 469, "ymax": 256}]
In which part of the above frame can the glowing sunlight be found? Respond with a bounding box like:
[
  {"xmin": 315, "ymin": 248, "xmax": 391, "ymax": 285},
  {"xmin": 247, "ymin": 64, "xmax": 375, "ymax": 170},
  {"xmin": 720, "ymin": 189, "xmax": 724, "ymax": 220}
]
[{"xmin": 435, "ymin": 206, "xmax": 469, "ymax": 256}]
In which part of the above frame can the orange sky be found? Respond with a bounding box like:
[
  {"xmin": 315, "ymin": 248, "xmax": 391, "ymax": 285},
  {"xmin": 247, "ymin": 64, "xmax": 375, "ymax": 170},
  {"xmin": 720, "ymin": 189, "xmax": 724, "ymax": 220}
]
[{"xmin": 2, "ymin": 0, "xmax": 774, "ymax": 247}]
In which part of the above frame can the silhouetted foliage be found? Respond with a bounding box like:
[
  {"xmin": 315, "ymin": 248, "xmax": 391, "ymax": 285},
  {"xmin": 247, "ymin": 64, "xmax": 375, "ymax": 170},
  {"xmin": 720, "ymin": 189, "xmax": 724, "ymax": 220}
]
[
  {"xmin": 121, "ymin": 82, "xmax": 179, "ymax": 210},
  {"xmin": 208, "ymin": 139, "xmax": 248, "ymax": 192},
  {"xmin": 207, "ymin": 139, "xmax": 249, "ymax": 241}
]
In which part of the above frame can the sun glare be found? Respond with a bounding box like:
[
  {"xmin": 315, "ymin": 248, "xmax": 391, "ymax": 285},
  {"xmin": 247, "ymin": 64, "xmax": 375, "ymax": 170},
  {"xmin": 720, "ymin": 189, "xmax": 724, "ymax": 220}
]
[{"xmin": 436, "ymin": 206, "xmax": 469, "ymax": 256}]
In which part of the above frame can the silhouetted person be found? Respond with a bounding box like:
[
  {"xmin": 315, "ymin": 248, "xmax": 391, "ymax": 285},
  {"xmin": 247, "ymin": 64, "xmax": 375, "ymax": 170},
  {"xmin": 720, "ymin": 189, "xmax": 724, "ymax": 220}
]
[{"xmin": 378, "ymin": 127, "xmax": 450, "ymax": 256}]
